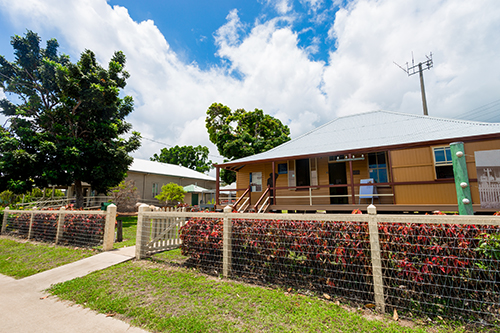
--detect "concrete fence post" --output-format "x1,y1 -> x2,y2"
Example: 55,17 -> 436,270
136,204 -> 151,259
55,207 -> 66,244
28,208 -> 36,240
103,204 -> 117,251
367,204 -> 385,313
1,207 -> 9,234
223,205 -> 233,278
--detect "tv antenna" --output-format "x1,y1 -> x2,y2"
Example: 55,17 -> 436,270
394,52 -> 433,116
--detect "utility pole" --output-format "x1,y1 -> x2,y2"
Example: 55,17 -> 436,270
395,52 -> 433,116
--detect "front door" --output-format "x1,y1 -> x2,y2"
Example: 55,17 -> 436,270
192,193 -> 199,206
329,162 -> 348,204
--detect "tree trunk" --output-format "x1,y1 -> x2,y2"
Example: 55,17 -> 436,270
75,179 -> 84,209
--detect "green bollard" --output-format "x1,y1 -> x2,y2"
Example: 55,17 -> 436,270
450,142 -> 473,215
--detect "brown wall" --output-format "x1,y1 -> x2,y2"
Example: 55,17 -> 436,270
390,139 -> 500,205
236,155 -> 391,206
233,138 -> 500,208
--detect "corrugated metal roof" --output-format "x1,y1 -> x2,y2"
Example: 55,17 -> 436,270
129,158 -> 216,182
224,110 -> 500,165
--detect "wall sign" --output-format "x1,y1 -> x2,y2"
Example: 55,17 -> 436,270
475,149 -> 500,209
250,172 -> 262,192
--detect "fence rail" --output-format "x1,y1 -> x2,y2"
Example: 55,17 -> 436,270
135,205 -> 500,327
15,195 -> 112,209
1,205 -> 117,250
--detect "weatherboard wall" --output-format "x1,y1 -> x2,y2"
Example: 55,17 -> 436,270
232,138 -> 500,211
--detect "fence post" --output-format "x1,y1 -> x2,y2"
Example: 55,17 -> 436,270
55,207 -> 66,244
450,142 -> 473,215
223,205 -> 232,278
1,207 -> 9,234
103,204 -> 117,251
136,204 -> 151,259
28,208 -> 36,240
367,204 -> 385,313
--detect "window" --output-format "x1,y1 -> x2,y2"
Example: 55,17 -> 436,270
152,183 -> 159,197
278,163 -> 288,174
368,152 -> 388,183
288,158 -> 318,188
433,146 -> 454,179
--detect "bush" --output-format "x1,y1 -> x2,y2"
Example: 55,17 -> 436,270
179,211 -> 500,323
109,180 -> 140,212
5,208 -> 106,247
180,211 -> 373,302
155,183 -> 186,206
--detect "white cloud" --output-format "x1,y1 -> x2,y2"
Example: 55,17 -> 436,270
260,0 -> 293,15
323,0 -> 500,119
301,0 -> 324,13
0,0 -> 499,163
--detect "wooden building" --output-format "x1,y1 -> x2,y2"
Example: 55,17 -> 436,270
214,111 -> 500,213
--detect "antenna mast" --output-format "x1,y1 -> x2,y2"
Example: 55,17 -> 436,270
394,52 -> 433,116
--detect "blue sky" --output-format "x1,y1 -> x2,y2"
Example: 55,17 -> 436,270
1,0 -> 500,166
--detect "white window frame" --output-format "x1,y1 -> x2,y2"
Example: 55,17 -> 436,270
432,146 -> 454,179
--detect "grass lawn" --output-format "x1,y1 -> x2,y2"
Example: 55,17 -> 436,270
48,254 -> 465,333
0,237 -> 96,278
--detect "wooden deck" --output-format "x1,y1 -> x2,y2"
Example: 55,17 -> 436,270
217,203 -> 497,214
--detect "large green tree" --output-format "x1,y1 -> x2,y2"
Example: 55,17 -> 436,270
0,31 -> 141,207
151,145 -> 212,174
206,103 -> 291,184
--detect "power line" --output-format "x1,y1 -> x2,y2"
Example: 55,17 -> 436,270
454,98 -> 500,121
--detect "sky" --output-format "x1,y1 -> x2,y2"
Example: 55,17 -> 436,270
1,0 -> 500,170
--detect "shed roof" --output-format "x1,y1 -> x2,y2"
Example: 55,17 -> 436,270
221,110 -> 500,166
129,158 -> 216,182
183,184 -> 213,193
475,149 -> 500,167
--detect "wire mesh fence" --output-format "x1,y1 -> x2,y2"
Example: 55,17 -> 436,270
1,207 -> 114,249
136,207 -> 500,328
379,220 -> 500,325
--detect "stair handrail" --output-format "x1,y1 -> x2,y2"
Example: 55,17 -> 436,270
253,186 -> 270,212
232,185 -> 251,210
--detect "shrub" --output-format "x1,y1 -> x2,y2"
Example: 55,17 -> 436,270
179,211 -> 500,322
109,180 -> 140,212
155,183 -> 186,205
4,208 -> 105,247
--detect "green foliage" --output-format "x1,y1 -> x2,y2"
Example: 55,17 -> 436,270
0,190 -> 17,206
151,145 -> 212,174
476,233 -> 500,260
0,31 -> 141,207
155,183 -> 186,205
206,103 -> 290,184
0,188 -> 64,207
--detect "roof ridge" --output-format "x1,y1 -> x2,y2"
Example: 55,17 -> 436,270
378,110 -> 500,125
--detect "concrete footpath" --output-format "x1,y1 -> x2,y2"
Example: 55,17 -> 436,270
0,246 -> 149,333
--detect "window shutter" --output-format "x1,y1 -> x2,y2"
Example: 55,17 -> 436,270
310,158 -> 318,187
288,160 -> 296,189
